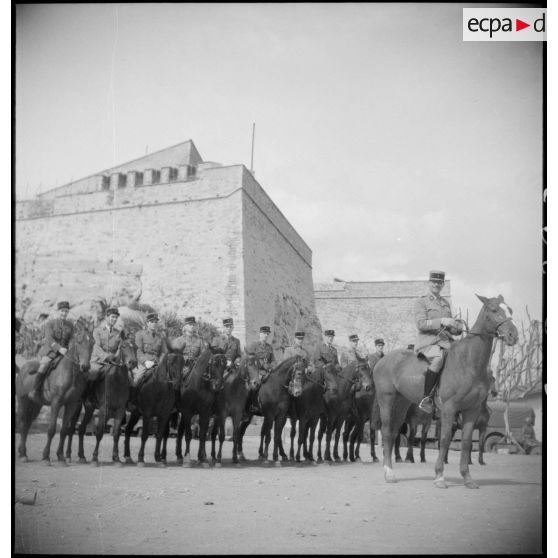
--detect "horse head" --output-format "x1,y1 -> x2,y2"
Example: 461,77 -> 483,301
166,353 -> 185,388
203,353 -> 227,392
118,337 -> 138,371
354,359 -> 373,392
321,362 -> 339,395
474,294 -> 519,346
240,355 -> 262,391
69,318 -> 95,373
287,357 -> 306,397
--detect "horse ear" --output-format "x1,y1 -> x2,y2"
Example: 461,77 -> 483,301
497,294 -> 504,302
476,294 -> 488,305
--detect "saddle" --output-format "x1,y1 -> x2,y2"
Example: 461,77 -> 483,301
29,354 -> 63,377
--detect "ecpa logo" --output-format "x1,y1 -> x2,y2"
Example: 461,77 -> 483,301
463,8 -> 546,41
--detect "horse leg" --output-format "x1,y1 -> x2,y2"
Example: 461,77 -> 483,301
394,431 -> 402,463
434,406 -> 458,488
91,406 -> 107,465
77,403 -> 93,463
370,426 -> 379,462
137,413 -> 150,466
273,415 -> 288,465
296,417 -> 305,462
333,419 -> 342,461
161,421 -> 169,463
42,398 -> 63,464
175,413 -> 185,465
342,419 -> 351,461
459,408 -> 481,489
324,417 -> 335,462
289,418 -> 297,461
478,423 -> 487,466
213,413 -> 226,467
260,416 -> 272,463
17,396 -> 42,462
112,409 -> 126,464
317,416 -> 326,462
380,394 -> 410,483
123,411 -> 140,464
154,415 -> 168,467
352,419 -> 364,462
64,402 -> 82,462
183,413 -> 194,467
420,421 -> 430,463
308,420 -> 317,461
405,423 -> 416,463
197,412 -> 210,467
237,414 -> 251,462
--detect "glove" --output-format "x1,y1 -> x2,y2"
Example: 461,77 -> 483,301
59,347 -> 68,355
145,360 -> 155,369
226,359 -> 232,368
440,317 -> 455,327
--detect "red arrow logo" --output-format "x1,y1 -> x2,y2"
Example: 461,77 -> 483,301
516,18 -> 530,31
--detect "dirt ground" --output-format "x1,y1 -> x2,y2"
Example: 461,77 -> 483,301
14,432 -> 543,555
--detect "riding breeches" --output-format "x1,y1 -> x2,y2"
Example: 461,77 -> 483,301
38,355 -> 53,374
418,345 -> 447,373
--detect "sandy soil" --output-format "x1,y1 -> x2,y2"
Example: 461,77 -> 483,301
14,432 -> 543,555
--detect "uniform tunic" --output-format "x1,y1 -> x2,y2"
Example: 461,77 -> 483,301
38,318 -> 74,358
90,322 -> 124,373
313,342 -> 339,366
168,333 -> 207,362
135,329 -> 167,374
210,334 -> 242,363
283,344 -> 310,365
340,346 -> 367,366
245,341 -> 276,369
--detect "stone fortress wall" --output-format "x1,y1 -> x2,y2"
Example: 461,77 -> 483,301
15,141 -> 321,349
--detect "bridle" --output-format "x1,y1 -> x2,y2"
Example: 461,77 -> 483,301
202,354 -> 226,390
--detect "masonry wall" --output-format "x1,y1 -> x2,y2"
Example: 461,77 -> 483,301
241,168 -> 321,353
314,280 -> 452,353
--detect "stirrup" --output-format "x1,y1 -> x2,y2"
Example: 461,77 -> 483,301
418,397 -> 433,414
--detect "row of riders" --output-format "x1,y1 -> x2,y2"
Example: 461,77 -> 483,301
16,270 -> 519,488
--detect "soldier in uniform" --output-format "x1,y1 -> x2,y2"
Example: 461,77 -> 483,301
168,316 -> 208,379
210,318 -> 242,376
283,331 -> 310,366
313,329 -> 339,367
341,334 -> 367,366
132,312 -> 167,388
89,307 -> 125,380
29,301 -> 74,403
368,338 -> 385,369
414,270 -> 463,413
245,326 -> 276,371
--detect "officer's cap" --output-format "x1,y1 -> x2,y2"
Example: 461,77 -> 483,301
374,338 -> 385,346
146,312 -> 159,322
324,330 -> 335,337
184,316 -> 196,325
57,301 -> 70,310
294,331 -> 305,339
429,270 -> 445,282
106,307 -> 120,317
223,318 -> 234,327
349,334 -> 359,342
260,326 -> 271,334
407,344 -> 415,350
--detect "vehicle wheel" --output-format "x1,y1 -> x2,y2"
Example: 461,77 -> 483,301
483,433 -> 505,453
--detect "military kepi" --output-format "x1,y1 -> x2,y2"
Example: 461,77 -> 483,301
223,318 -> 234,326
429,270 -> 445,282
184,316 -> 196,324
106,307 -> 120,317
324,330 -> 335,337
294,331 -> 305,339
375,338 -> 385,345
260,326 -> 271,333
57,301 -> 70,310
146,312 -> 159,322
349,334 -> 359,342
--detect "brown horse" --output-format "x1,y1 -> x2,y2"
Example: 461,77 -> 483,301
316,360 -> 362,462
210,355 -> 262,465
394,404 -> 433,463
289,362 -> 339,464
176,349 -> 227,467
16,319 -> 94,464
342,359 -> 379,462
123,352 -> 185,466
374,294 -> 518,488
65,337 -> 137,465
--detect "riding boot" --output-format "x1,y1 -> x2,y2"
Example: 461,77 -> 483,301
418,370 -> 439,414
28,361 -> 50,403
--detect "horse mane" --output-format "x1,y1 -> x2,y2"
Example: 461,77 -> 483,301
273,356 -> 300,375
190,348 -> 213,375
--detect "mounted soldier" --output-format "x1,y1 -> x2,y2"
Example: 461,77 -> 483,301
340,334 -> 367,366
169,316 -> 208,383
210,317 -> 242,378
414,270 -> 463,413
314,329 -> 339,368
131,312 -> 167,397
29,301 -> 74,403
245,326 -> 276,372
283,331 -> 310,367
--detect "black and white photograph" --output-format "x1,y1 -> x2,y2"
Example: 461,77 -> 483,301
12,3 -> 546,555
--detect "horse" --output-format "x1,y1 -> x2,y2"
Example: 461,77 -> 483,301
237,356 -> 306,465
373,294 -> 518,488
65,337 -> 137,465
288,362 -> 339,464
123,352 -> 185,466
394,404 -> 433,463
341,359 -> 379,462
209,355 -> 262,465
316,360 -> 362,462
16,318 -> 94,464
176,349 -> 227,467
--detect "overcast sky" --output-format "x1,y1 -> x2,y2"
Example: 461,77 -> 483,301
15,3 -> 543,325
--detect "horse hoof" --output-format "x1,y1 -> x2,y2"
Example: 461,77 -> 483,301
355,458 -> 362,463
125,457 -> 135,465
395,458 -> 402,463
176,458 -> 183,466
372,457 -> 379,463
275,461 -> 282,468
263,460 -> 271,466
42,459 -> 51,467
235,463 -> 243,469
214,462 -> 222,468
201,462 -> 210,469
19,456 -> 29,463
238,454 -> 247,462
405,459 -> 414,464
115,461 -> 124,468
465,480 -> 479,489
316,458 -> 323,464
434,478 -> 448,489
311,460 -> 318,467
78,457 -> 87,464
137,461 -> 146,468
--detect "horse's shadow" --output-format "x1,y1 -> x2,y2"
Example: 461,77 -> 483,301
396,476 -> 541,487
